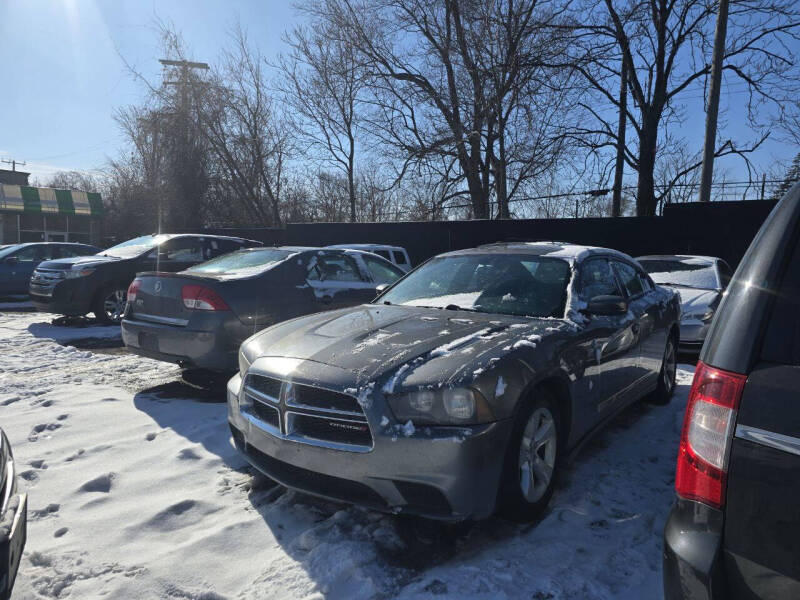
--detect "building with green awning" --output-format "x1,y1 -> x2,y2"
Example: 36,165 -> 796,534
0,179 -> 103,245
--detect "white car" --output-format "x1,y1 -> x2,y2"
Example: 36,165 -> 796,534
636,254 -> 733,352
326,244 -> 411,272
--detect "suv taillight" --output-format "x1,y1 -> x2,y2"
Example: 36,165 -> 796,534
127,279 -> 141,303
675,361 -> 747,508
181,285 -> 230,311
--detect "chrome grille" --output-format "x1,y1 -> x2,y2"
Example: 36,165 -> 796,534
241,374 -> 372,452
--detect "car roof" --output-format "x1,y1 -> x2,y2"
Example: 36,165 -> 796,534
636,254 -> 719,264
445,241 -> 635,263
326,243 -> 406,252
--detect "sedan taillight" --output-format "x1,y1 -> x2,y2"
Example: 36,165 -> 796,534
675,361 -> 747,508
181,285 -> 230,311
127,279 -> 141,303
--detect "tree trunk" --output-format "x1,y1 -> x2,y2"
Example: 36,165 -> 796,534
636,119 -> 659,216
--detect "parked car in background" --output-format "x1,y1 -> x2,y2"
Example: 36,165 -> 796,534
664,184 -> 800,599
637,255 -> 733,352
122,247 -> 405,374
29,234 -> 260,324
0,428 -> 27,600
0,242 -> 99,296
326,244 -> 412,272
228,242 -> 680,522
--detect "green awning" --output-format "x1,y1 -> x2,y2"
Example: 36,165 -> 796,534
0,184 -> 103,216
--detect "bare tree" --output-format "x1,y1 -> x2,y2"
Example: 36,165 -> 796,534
201,28 -> 292,227
568,0 -> 799,215
279,15 -> 369,222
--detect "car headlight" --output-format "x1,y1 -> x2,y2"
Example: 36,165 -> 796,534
387,387 -> 493,425
63,268 -> 95,279
683,309 -> 714,322
238,350 -> 251,377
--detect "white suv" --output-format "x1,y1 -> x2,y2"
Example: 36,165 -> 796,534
326,244 -> 412,272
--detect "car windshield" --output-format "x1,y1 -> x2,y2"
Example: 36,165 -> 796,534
378,254 -> 571,318
639,258 -> 719,289
0,244 -> 22,259
187,248 -> 293,274
99,234 -> 173,258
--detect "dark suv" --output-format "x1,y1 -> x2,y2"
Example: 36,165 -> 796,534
29,233 -> 260,323
664,184 -> 800,599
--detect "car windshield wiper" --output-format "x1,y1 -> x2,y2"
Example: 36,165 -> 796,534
657,281 -> 710,290
444,304 -> 481,312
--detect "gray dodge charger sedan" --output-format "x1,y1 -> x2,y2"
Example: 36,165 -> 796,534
228,242 -> 680,522
121,247 -> 405,373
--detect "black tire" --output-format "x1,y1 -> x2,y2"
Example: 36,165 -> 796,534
92,285 -> 128,324
649,332 -> 678,405
498,388 -> 561,523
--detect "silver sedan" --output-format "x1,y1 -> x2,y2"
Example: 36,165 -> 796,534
637,255 -> 733,352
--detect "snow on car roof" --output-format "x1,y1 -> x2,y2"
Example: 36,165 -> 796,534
456,241 -> 635,263
636,254 -> 718,265
326,243 -> 406,252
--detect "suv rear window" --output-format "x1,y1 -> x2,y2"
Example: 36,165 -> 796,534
762,238 -> 800,364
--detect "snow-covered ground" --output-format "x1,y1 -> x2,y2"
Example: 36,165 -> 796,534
2,309 -> 693,600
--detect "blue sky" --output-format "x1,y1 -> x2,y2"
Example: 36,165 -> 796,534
0,0 -> 796,188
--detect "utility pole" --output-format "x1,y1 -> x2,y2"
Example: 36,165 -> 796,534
612,57 -> 628,217
0,158 -> 26,172
159,59 -> 209,229
698,0 -> 730,203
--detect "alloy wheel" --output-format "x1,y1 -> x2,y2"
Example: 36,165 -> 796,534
518,406 -> 557,503
103,289 -> 127,323
663,338 -> 677,395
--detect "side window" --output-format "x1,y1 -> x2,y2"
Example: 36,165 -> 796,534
392,250 -> 409,266
160,238 -> 205,263
57,245 -> 85,258
375,250 -> 392,261
362,254 -> 403,284
762,242 -> 800,364
307,253 -> 365,283
611,261 -> 645,297
637,272 -> 653,292
206,238 -> 242,260
578,259 -> 620,301
14,246 -> 46,262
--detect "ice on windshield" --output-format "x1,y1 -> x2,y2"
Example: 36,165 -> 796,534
378,254 -> 571,318
187,248 -> 293,275
639,258 -> 718,289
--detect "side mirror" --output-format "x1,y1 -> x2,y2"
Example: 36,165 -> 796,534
374,283 -> 389,298
584,295 -> 628,316
4,256 -> 17,265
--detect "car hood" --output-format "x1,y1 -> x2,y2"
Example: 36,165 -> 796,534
243,304 -> 565,387
661,286 -> 720,314
36,254 -> 123,271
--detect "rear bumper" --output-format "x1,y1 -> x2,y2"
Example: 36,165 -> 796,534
663,497 -> 728,600
29,278 -> 93,316
0,493 -> 27,600
227,373 -> 514,521
121,316 -> 238,371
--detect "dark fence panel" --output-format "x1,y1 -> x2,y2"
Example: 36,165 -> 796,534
192,200 -> 778,269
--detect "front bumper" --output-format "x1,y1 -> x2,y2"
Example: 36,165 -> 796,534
227,371 -> 514,521
29,277 -> 93,316
121,315 -> 239,371
663,497 -> 728,600
0,493 -> 27,600
678,319 -> 711,352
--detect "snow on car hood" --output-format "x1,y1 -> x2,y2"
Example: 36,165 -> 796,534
242,304 -> 565,387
